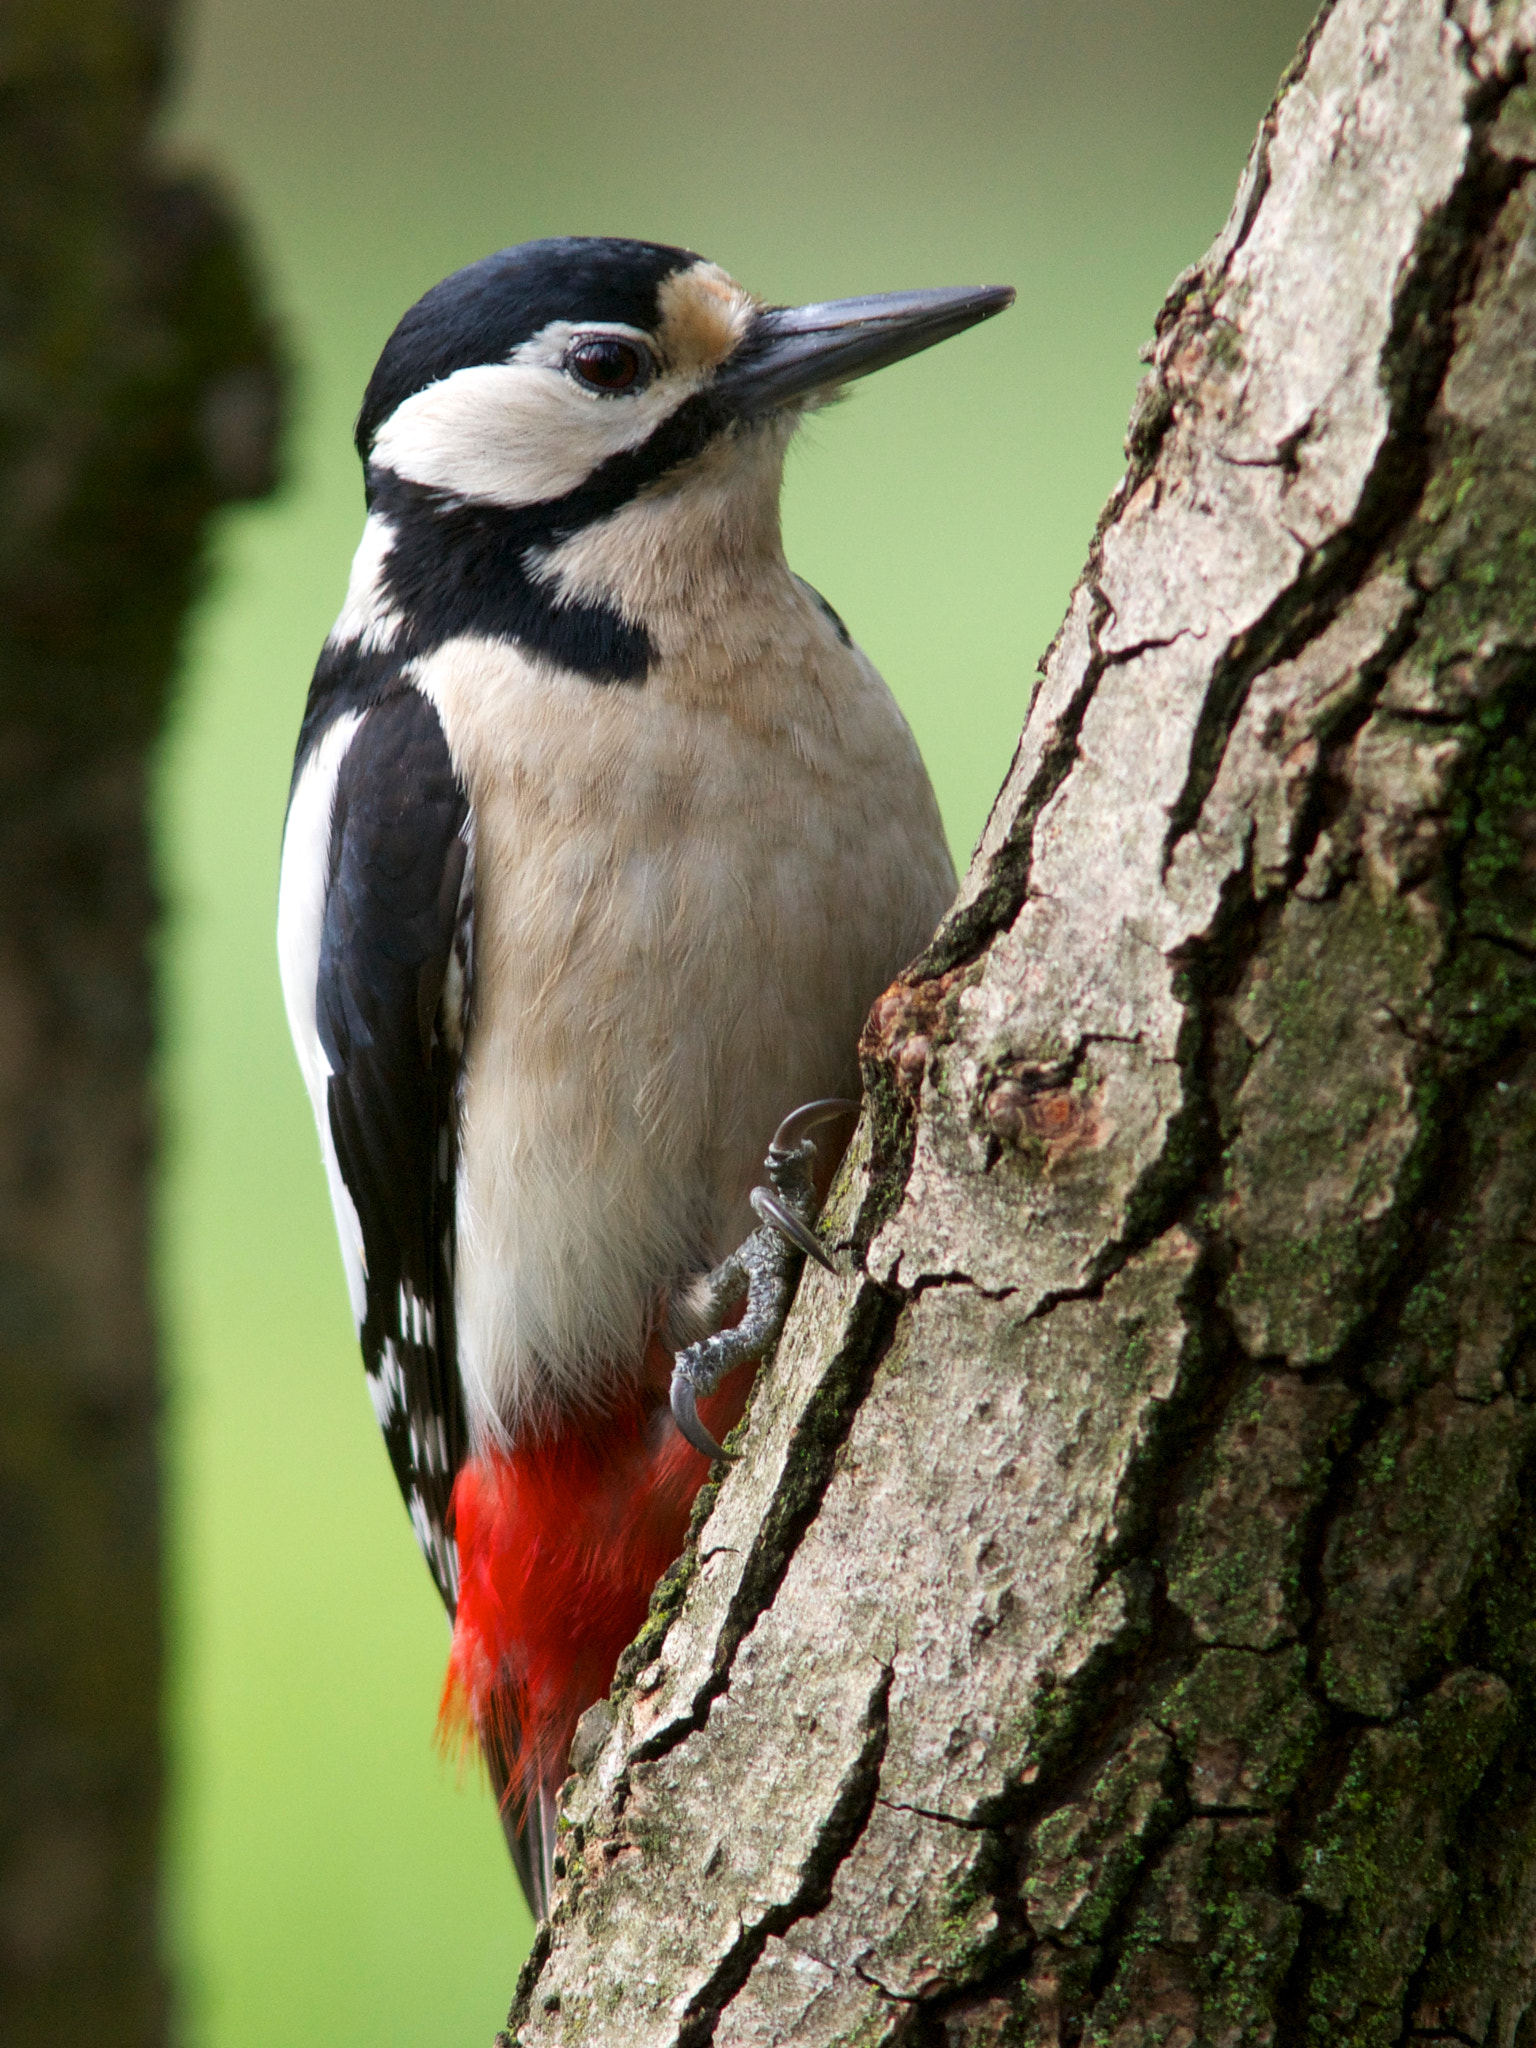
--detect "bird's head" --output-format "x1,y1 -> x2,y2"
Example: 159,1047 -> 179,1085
348,238 -> 1013,680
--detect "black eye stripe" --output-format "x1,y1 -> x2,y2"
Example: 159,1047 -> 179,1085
566,338 -> 648,393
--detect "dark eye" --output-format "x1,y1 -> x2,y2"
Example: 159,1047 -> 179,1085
566,337 -> 649,394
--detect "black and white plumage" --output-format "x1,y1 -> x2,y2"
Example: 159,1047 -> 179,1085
276,238 -> 1011,1901
281,673 -> 470,1606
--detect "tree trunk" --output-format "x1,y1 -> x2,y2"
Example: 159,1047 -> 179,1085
504,2 -> 1536,2042
0,7 -> 279,2042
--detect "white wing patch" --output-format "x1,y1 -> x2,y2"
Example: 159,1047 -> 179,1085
367,1339 -> 408,1427
277,711 -> 368,1328
409,1488 -> 459,1603
409,1411 -> 452,1477
397,1280 -> 436,1348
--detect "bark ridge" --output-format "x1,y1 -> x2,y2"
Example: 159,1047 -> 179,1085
506,4 -> 1536,2041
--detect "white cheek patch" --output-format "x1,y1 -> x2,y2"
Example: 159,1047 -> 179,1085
369,321 -> 705,510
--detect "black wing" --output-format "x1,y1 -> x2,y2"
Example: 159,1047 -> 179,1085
314,683 -> 472,1613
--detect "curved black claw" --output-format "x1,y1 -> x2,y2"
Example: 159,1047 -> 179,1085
755,1096 -> 856,1266
667,1096 -> 860,1460
751,1184 -> 835,1270
670,1373 -> 732,1463
768,1097 -> 859,1159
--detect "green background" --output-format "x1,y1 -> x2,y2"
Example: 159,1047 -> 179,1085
156,3 -> 1316,2041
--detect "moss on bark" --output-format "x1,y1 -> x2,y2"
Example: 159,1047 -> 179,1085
507,7 -> 1536,2044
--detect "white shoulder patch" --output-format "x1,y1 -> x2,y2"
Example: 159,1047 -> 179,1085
277,711 -> 368,1328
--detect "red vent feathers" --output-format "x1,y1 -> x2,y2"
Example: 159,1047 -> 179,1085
439,1347 -> 754,1804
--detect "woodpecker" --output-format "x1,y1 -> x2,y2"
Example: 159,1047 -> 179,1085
276,236 -> 1013,1917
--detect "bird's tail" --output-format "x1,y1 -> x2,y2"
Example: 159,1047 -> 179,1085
437,1344 -> 754,1917
480,1721 -> 559,1920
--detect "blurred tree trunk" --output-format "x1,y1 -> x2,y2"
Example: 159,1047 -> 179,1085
507,2 -> 1536,2042
0,6 -> 278,2043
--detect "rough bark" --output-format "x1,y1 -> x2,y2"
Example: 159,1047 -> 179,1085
504,3 -> 1536,2043
0,7 -> 279,2042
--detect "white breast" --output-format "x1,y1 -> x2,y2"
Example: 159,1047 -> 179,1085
414,579 -> 955,1447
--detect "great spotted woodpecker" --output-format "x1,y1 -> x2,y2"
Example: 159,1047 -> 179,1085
276,237 -> 1012,1916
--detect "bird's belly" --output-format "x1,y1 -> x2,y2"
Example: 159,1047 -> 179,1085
417,629 -> 954,1446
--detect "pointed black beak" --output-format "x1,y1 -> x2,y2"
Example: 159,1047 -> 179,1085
716,284 -> 1015,416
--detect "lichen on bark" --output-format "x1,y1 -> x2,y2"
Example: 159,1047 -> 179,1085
504,3 -> 1536,2042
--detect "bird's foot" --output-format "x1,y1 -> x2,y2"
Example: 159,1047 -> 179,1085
668,1099 -> 856,1461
